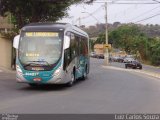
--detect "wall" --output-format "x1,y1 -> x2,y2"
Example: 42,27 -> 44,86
94,48 -> 104,55
94,44 -> 104,55
0,36 -> 12,69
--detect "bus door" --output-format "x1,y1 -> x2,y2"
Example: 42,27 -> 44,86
74,36 -> 81,78
78,37 -> 86,76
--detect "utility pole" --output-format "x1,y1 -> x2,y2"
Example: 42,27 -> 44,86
104,2 -> 109,65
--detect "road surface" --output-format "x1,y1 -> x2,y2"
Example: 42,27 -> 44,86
0,58 -> 160,113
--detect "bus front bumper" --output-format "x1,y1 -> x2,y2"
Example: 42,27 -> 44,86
16,73 -> 68,84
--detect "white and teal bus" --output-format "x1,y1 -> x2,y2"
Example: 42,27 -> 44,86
13,23 -> 89,86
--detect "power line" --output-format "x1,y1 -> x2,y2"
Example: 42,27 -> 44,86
113,2 -> 158,4
74,0 -> 160,25
80,4 -> 104,20
135,12 -> 160,23
96,0 -> 160,24
152,0 -> 160,3
80,0 -> 152,21
94,2 -> 158,4
114,5 -> 137,18
128,5 -> 160,22
96,0 -> 155,1
73,2 -> 107,25
96,0 -> 158,2
94,0 -> 159,4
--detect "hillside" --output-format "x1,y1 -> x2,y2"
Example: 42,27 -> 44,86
82,22 -> 160,38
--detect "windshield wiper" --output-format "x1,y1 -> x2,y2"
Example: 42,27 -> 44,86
24,61 -> 52,67
24,62 -> 40,67
37,60 -> 52,67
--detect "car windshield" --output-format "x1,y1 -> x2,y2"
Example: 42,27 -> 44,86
132,61 -> 137,63
132,60 -> 139,63
18,32 -> 63,66
126,58 -> 134,60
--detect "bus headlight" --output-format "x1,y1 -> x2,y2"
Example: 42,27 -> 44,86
16,65 -> 23,76
53,67 -> 61,77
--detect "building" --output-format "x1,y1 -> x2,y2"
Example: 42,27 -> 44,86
0,16 -> 14,69
0,36 -> 13,69
94,44 -> 104,55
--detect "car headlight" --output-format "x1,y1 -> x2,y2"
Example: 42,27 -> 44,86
53,67 -> 61,77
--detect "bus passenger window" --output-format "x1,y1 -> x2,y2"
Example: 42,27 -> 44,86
75,36 -> 80,56
64,48 -> 71,70
70,33 -> 76,59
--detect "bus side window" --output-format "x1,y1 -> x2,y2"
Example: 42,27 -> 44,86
80,37 -> 86,56
84,37 -> 88,56
75,35 -> 80,56
64,48 -> 71,70
64,32 -> 71,70
79,38 -> 83,55
70,33 -> 76,59
82,37 -> 88,56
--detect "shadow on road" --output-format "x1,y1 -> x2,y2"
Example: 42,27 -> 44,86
18,79 -> 85,92
21,84 -> 68,91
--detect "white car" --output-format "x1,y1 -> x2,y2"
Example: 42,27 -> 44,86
90,52 -> 96,58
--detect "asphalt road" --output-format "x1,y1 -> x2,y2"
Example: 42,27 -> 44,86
0,58 -> 160,113
109,61 -> 160,74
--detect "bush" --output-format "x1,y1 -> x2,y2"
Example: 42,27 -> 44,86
0,28 -> 18,40
149,41 -> 160,65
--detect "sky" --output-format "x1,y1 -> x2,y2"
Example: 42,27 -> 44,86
58,0 -> 160,27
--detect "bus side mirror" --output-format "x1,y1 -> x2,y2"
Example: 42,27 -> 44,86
13,35 -> 20,49
64,36 -> 70,49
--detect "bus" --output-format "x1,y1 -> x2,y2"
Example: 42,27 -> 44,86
13,23 -> 90,86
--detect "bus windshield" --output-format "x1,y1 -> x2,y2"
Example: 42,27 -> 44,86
18,32 -> 63,67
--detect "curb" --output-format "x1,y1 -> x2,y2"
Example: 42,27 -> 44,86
143,64 -> 160,69
102,65 -> 160,79
0,67 -> 15,74
133,70 -> 160,79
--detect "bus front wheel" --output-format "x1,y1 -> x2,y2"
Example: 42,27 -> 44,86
66,69 -> 76,87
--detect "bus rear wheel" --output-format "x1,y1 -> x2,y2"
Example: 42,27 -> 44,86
82,65 -> 88,80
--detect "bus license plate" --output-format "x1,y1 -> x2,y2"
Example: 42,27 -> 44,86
33,78 -> 41,82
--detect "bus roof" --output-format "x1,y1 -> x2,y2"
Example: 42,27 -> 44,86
21,22 -> 88,38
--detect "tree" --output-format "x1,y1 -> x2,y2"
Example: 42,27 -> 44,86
0,0 -> 94,29
95,33 -> 113,44
148,38 -> 160,65
109,24 -> 149,60
95,33 -> 105,44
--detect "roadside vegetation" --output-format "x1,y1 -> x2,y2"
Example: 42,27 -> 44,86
0,0 -> 94,38
90,24 -> 160,66
0,0 -> 94,28
0,0 -> 159,66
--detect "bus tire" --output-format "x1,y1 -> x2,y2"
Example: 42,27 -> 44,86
66,68 -> 76,87
82,65 -> 88,80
